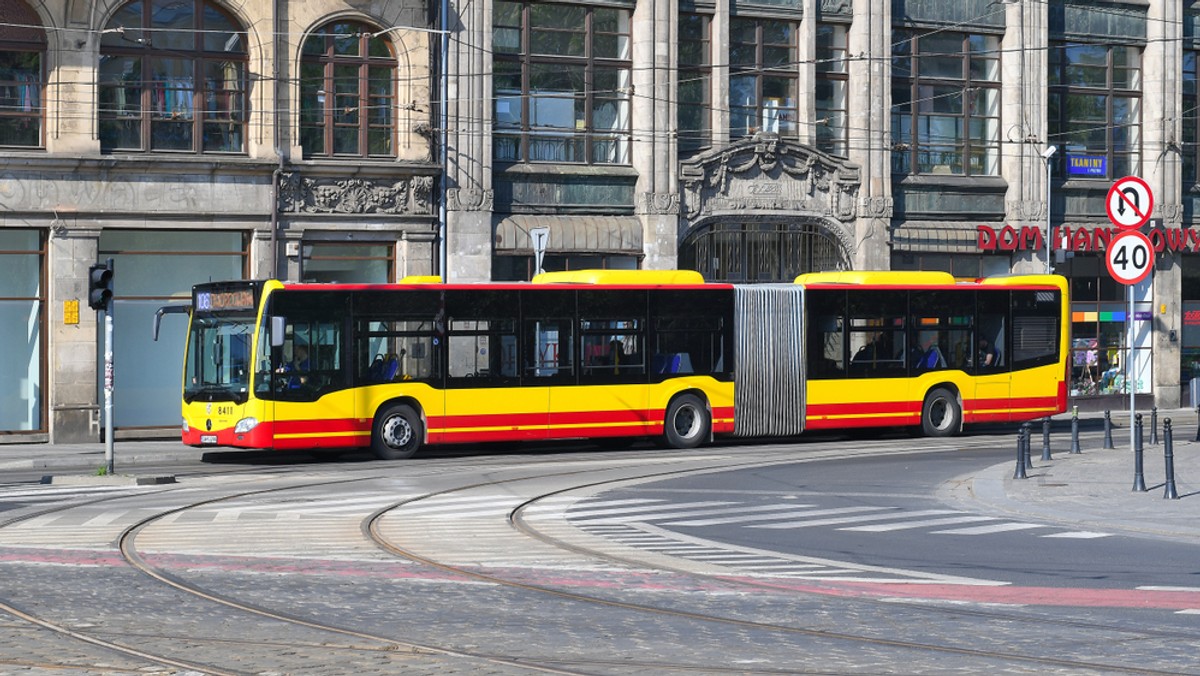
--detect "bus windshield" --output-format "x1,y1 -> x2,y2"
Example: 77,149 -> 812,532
184,313 -> 255,404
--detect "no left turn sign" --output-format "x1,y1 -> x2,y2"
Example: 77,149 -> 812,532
1105,176 -> 1154,230
1106,230 -> 1153,286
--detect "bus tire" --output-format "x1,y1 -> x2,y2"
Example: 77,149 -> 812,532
372,404 -> 422,460
663,394 -> 710,449
921,387 -> 961,437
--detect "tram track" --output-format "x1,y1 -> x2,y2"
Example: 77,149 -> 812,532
362,444 -> 1199,675
0,433 -> 1193,674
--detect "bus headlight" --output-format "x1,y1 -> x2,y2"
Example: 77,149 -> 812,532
234,417 -> 259,434
182,418 -> 190,433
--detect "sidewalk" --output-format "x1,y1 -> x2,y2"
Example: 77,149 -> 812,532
948,407 -> 1200,542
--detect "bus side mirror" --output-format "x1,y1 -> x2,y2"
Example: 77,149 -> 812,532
270,316 -> 287,348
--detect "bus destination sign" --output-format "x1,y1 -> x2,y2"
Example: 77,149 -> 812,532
196,289 -> 255,312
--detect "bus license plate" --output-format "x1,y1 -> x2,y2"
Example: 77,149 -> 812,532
201,435 -> 217,445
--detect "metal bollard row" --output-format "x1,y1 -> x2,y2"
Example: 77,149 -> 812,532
1150,406 -> 1159,446
1103,410 -> 1115,449
1070,408 -> 1082,454
1164,418 -> 1179,500
1132,413 -> 1146,492
1014,424 -> 1027,480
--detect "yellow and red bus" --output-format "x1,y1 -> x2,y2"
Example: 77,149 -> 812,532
165,269 -> 1067,459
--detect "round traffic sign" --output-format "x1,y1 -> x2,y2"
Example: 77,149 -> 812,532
1105,230 -> 1154,285
1105,176 -> 1154,230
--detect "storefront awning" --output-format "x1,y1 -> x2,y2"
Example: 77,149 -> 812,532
494,215 -> 643,253
890,221 -> 984,254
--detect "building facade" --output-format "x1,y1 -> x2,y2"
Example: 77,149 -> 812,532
1,0 -> 438,443
444,0 -> 1200,414
4,0 -> 1199,446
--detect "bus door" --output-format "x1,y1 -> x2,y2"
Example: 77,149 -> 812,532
271,318 -> 356,450
443,316 -> 542,443
972,296 -> 1010,421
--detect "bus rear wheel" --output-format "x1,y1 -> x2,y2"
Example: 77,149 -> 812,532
372,404 -> 422,460
921,387 -> 961,437
663,394 -> 710,449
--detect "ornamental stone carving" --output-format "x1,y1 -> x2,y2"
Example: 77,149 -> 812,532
639,191 -> 680,215
278,172 -> 434,215
1005,199 -> 1047,224
679,133 -> 861,223
1160,202 -> 1184,226
857,196 -> 893,220
447,187 -> 495,212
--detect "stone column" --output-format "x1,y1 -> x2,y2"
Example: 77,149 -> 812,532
48,227 -> 101,443
847,0 -> 890,271
445,0 -> 494,282
710,0 -> 730,150
1145,1 -> 1184,408
1001,0 -> 1051,275
796,0 -> 817,148
633,0 -> 679,270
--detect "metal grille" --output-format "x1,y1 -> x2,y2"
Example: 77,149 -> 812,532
681,222 -> 847,282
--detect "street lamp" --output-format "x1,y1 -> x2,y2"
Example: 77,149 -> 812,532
1041,145 -> 1057,273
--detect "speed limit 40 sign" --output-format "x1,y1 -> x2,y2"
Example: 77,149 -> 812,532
1106,230 -> 1153,285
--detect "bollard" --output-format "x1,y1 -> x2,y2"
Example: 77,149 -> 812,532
1070,407 -> 1081,454
1133,413 -> 1146,492
1150,406 -> 1159,445
1164,419 -> 1179,500
1022,422 -> 1034,470
1041,417 -> 1052,461
1103,410 -> 1115,449
1014,427 -> 1028,479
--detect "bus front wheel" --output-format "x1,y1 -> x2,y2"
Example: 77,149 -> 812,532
664,394 -> 710,449
372,404 -> 422,460
921,387 -> 961,437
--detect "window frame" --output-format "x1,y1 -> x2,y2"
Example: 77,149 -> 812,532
891,29 -> 1002,177
300,21 -> 399,159
815,21 -> 849,157
1047,41 -> 1143,181
98,0 -> 248,154
730,17 -> 799,140
678,11 -> 712,155
493,1 -> 633,165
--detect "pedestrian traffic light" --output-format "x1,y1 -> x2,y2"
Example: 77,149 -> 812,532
88,260 -> 113,311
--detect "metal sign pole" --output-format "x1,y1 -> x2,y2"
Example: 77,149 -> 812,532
1128,284 -> 1134,456
104,258 -> 115,475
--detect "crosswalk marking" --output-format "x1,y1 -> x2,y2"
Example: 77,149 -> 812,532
1040,531 -> 1111,539
664,505 -> 889,527
839,515 -> 996,532
752,508 -> 956,530
566,501 -> 731,519
931,523 -> 1046,535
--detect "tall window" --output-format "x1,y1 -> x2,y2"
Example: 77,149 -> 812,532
892,30 -> 1001,176
1048,42 -> 1142,180
0,0 -> 45,147
679,12 -> 711,155
99,0 -> 247,153
493,2 -> 632,164
1184,48 -> 1197,186
816,22 -> 848,157
300,22 -> 397,158
730,18 -> 798,139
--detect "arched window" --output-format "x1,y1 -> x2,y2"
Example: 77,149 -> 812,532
98,0 -> 247,153
0,0 -> 46,147
300,22 -> 397,158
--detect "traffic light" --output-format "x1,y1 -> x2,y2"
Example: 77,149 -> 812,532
88,260 -> 113,311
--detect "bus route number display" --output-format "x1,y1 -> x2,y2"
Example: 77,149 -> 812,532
196,289 -> 255,312
1105,230 -> 1154,286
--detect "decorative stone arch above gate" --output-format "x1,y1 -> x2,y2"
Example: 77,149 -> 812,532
679,133 -> 861,258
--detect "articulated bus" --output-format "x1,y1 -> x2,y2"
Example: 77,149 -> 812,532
165,269 -> 1068,459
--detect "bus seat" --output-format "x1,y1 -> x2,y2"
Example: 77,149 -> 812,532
367,355 -> 385,381
384,354 -> 400,380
